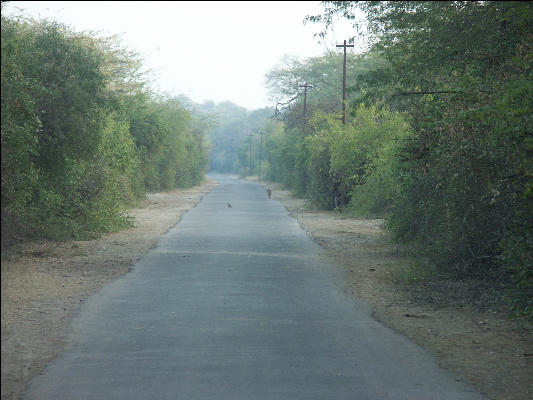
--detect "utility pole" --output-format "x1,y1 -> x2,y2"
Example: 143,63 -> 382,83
336,40 -> 354,125
258,130 -> 263,182
299,82 -> 313,132
248,133 -> 253,176
336,40 -> 354,208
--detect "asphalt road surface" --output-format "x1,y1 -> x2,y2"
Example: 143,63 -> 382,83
23,175 -> 486,400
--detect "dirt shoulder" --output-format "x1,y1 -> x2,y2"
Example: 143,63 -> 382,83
1,180 -> 217,400
264,181 -> 532,400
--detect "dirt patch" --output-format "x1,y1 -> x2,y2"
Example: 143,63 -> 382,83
266,181 -> 532,400
1,180 -> 217,400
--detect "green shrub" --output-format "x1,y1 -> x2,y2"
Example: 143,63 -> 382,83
1,13 -> 210,246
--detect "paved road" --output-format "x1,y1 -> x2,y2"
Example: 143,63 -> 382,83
24,176 -> 485,400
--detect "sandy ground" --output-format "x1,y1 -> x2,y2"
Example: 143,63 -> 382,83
1,176 -> 532,400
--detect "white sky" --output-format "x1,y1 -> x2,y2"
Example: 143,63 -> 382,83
4,1 -> 363,110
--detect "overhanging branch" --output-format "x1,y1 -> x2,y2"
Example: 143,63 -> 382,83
272,92 -> 302,120
391,90 -> 460,97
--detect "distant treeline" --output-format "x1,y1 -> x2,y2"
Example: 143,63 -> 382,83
1,13 -> 210,245
191,100 -> 273,175
249,2 -> 532,317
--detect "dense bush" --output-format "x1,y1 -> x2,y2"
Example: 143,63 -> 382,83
355,1 -> 532,316
1,13 -> 210,246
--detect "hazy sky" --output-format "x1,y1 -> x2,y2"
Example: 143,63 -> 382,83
4,1 -> 362,110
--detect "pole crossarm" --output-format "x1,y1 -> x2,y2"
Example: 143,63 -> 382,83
335,41 -> 355,50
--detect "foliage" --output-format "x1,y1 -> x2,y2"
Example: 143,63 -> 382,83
344,105 -> 411,216
1,12 -> 210,246
299,104 -> 410,211
1,15 -> 42,240
303,1 -> 533,317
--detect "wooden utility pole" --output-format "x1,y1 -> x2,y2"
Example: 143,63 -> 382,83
248,133 -> 253,176
336,40 -> 354,208
299,82 -> 313,132
336,40 -> 354,125
258,130 -> 263,182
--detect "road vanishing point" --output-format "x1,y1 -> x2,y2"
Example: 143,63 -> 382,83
23,175 -> 486,400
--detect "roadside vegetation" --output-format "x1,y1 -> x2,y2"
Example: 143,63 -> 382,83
238,2 -> 532,318
1,11 -> 210,246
